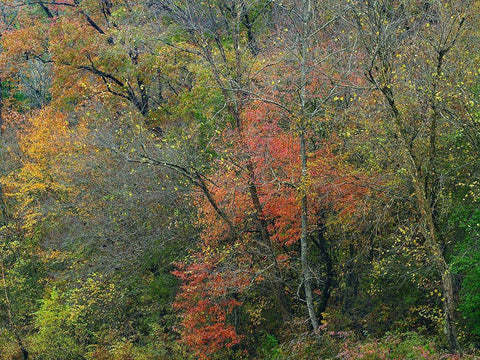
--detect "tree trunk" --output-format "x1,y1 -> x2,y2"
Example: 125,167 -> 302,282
412,171 -> 459,352
298,0 -> 320,337
314,219 -> 334,321
0,81 -> 3,134
380,88 -> 459,352
300,131 -> 319,336
343,241 -> 358,315
246,162 -> 292,319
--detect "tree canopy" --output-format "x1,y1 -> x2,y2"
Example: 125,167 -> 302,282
0,0 -> 479,359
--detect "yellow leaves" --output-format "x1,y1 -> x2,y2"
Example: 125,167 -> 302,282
296,174 -> 312,199
44,249 -> 63,261
3,106 -> 96,233
245,297 -> 267,326
21,109 -> 70,163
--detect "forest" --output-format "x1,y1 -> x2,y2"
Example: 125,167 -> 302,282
0,0 -> 479,359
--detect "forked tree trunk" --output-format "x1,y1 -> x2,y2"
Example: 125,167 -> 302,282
380,88 -> 459,352
358,0 -> 467,348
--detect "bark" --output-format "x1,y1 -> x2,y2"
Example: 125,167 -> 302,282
425,50 -> 445,209
316,243 -> 333,321
361,4 -> 465,342
198,0 -> 292,318
242,10 -> 259,56
38,1 -> 54,18
298,0 -> 320,337
342,241 -> 358,314
159,0 -> 292,320
73,0 -> 106,34
129,48 -> 150,117
0,185 -> 7,225
375,84 -> 460,353
300,131 -> 319,336
246,162 -> 292,319
312,214 -> 334,320
0,81 -> 3,135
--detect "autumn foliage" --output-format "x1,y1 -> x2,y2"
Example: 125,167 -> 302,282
0,0 -> 478,359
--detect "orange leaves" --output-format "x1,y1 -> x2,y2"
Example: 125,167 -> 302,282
240,101 -> 370,245
173,97 -> 372,357
0,20 -> 49,78
308,144 -> 371,218
173,252 -> 249,359
265,191 -> 301,245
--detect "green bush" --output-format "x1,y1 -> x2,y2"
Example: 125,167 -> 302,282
452,208 -> 480,338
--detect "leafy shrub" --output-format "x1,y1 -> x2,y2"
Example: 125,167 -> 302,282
337,332 -> 478,360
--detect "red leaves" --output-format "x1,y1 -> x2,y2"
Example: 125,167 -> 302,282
174,100 -> 371,358
176,296 -> 242,358
173,252 -> 249,359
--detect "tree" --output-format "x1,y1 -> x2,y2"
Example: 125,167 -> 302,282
349,0 -> 476,351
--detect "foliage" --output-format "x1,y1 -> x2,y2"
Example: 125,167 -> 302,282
336,332 -> 479,360
0,0 -> 478,358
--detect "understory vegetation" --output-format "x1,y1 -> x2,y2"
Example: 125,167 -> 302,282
0,0 -> 479,359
